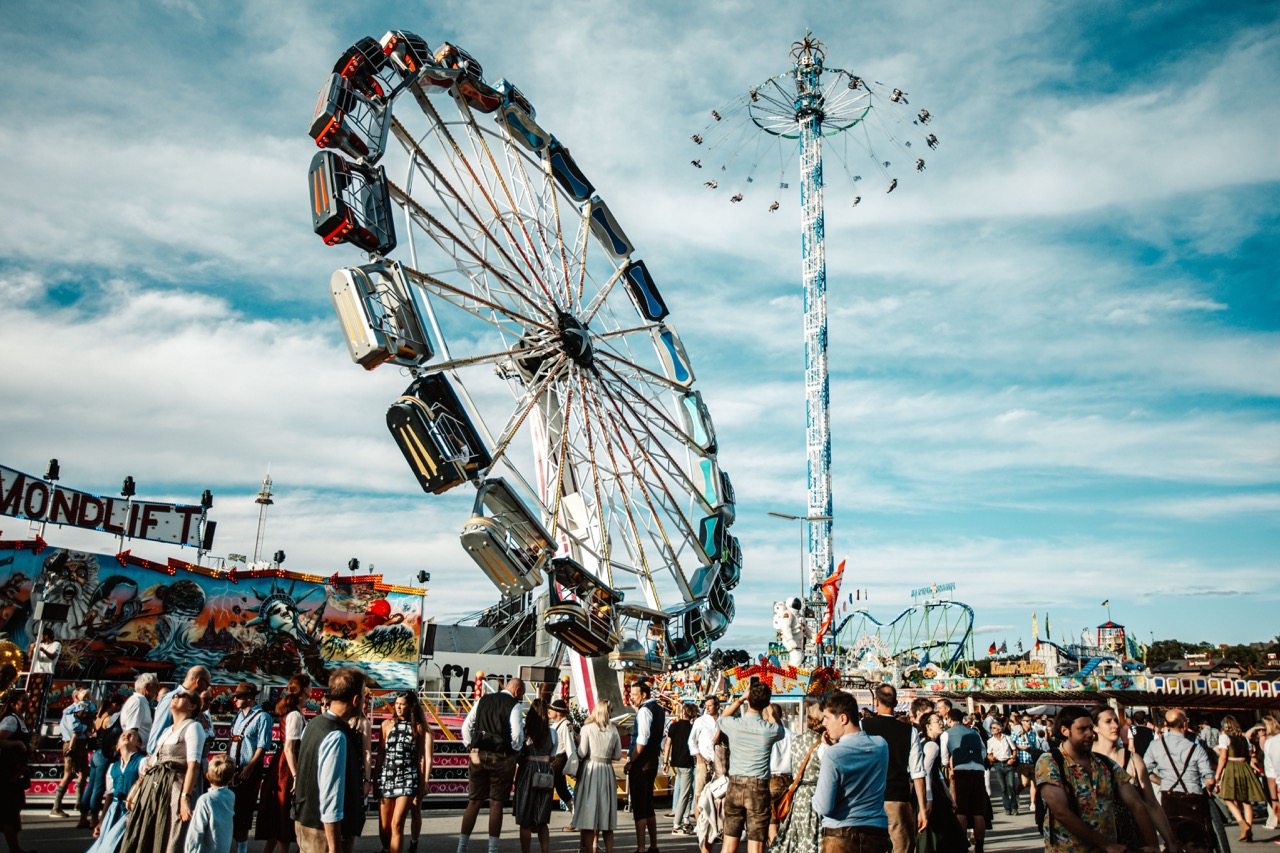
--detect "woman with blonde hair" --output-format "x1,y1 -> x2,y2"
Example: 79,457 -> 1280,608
572,700 -> 621,853
1215,714 -> 1267,842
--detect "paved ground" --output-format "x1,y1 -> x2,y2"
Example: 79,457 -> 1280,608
17,791 -> 1280,852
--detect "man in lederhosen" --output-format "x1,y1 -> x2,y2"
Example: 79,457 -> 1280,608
228,681 -> 273,853
458,677 -> 527,853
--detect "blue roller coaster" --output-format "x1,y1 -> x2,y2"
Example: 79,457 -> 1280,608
834,599 -> 976,675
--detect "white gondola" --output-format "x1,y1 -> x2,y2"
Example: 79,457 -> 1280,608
543,558 -> 622,657
460,479 -> 554,597
653,325 -> 695,387
330,262 -> 432,370
694,456 -> 724,512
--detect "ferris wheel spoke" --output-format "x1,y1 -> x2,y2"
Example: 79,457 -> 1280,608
593,350 -> 689,394
591,377 -> 701,564
401,264 -> 553,333
389,177 -> 557,324
427,341 -> 557,375
484,354 -> 568,474
455,98 -> 568,305
582,378 -> 689,607
576,376 -> 663,607
412,96 -> 560,307
572,368 -> 616,588
391,117 -> 550,305
591,372 -> 711,523
578,265 -> 628,325
593,360 -> 702,453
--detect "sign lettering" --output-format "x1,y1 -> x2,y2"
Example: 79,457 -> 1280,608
0,464 -> 205,547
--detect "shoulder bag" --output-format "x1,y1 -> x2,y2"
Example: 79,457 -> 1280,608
773,736 -> 821,822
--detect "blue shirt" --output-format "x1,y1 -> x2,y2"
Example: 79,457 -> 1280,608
230,707 -> 274,766
718,712 -> 785,779
147,688 -> 190,755
811,731 -> 889,829
184,785 -> 234,853
315,712 -> 348,824
60,702 -> 90,741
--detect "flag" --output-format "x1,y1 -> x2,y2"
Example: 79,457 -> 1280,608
988,642 -> 997,655
1046,613 -> 1051,636
780,182 -> 790,188
1017,640 -> 1024,654
1101,599 -> 1110,607
998,641 -> 1008,654
814,559 -> 846,645
1034,638 -> 1041,650
1032,612 -> 1038,640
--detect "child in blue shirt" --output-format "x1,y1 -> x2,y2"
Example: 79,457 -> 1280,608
185,754 -> 235,853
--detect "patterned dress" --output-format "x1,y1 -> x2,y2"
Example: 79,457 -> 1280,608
769,729 -> 822,853
379,719 -> 421,798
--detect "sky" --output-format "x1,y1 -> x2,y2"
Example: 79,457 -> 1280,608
1,0 -> 1277,657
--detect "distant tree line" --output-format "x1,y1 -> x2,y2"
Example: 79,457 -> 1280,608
1146,635 -> 1280,670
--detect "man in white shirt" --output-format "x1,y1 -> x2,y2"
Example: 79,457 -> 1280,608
121,673 -> 159,752
985,722 -> 1019,815
458,677 -> 526,853
30,628 -> 61,675
688,695 -> 721,817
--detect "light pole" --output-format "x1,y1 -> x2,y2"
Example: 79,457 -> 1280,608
767,511 -> 833,602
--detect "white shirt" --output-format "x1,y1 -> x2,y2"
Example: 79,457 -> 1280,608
156,718 -> 207,764
987,734 -> 1016,763
285,710 -> 306,742
689,713 -> 718,762
770,728 -> 795,776
460,690 -> 524,752
31,640 -> 61,674
121,691 -> 153,749
1263,735 -> 1280,781
553,718 -> 574,756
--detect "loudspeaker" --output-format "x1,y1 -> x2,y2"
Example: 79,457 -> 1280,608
33,601 -> 71,623
201,520 -> 217,550
419,622 -> 437,658
521,665 -> 560,684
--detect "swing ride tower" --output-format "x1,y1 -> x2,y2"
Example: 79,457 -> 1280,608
696,33 -> 936,599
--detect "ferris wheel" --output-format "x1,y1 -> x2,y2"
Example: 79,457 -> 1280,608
305,31 -> 738,675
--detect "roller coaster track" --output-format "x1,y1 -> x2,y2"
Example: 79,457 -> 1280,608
834,600 -> 976,674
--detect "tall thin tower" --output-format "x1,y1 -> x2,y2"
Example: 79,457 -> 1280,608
252,472 -> 274,565
696,33 -> 935,598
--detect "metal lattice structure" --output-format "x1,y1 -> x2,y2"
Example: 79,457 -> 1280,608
693,34 -> 936,598
834,599 -> 976,675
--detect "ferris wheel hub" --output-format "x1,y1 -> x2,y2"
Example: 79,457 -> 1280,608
555,311 -> 595,369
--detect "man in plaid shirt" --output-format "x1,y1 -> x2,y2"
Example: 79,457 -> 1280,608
1010,718 -> 1043,808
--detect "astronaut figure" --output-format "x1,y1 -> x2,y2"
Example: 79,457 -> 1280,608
772,597 -> 808,667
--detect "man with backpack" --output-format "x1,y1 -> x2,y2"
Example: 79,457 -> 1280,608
1036,706 -> 1158,853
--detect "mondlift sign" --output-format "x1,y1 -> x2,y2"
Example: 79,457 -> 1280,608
0,464 -> 205,547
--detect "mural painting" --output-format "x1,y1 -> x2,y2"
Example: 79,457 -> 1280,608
0,543 -> 423,688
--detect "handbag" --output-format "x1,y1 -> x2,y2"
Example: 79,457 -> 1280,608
564,742 -> 581,778
532,760 -> 555,790
773,736 -> 821,822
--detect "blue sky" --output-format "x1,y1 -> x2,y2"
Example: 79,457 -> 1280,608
1,0 -> 1277,654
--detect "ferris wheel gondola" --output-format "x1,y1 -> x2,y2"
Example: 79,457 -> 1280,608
305,29 -> 737,670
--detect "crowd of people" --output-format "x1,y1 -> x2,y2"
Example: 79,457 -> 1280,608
0,669 -> 1277,853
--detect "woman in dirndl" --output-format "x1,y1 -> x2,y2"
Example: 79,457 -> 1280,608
1215,715 -> 1268,843
572,700 -> 622,853
513,698 -> 556,853
121,690 -> 207,853
769,702 -> 824,853
87,727 -> 144,853
915,712 -> 968,853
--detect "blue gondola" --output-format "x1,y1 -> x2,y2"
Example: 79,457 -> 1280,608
653,325 -> 694,386
665,601 -> 710,669
719,470 -> 736,526
698,510 -> 731,564
583,196 -> 633,260
386,373 -> 490,494
693,456 -> 723,511
623,261 -> 669,322
691,564 -> 733,642
678,390 -> 716,454
308,150 -> 396,255
330,262 -> 432,370
543,558 -> 622,657
546,137 -> 594,202
719,534 -> 742,590
460,478 -> 553,597
495,79 -> 550,152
